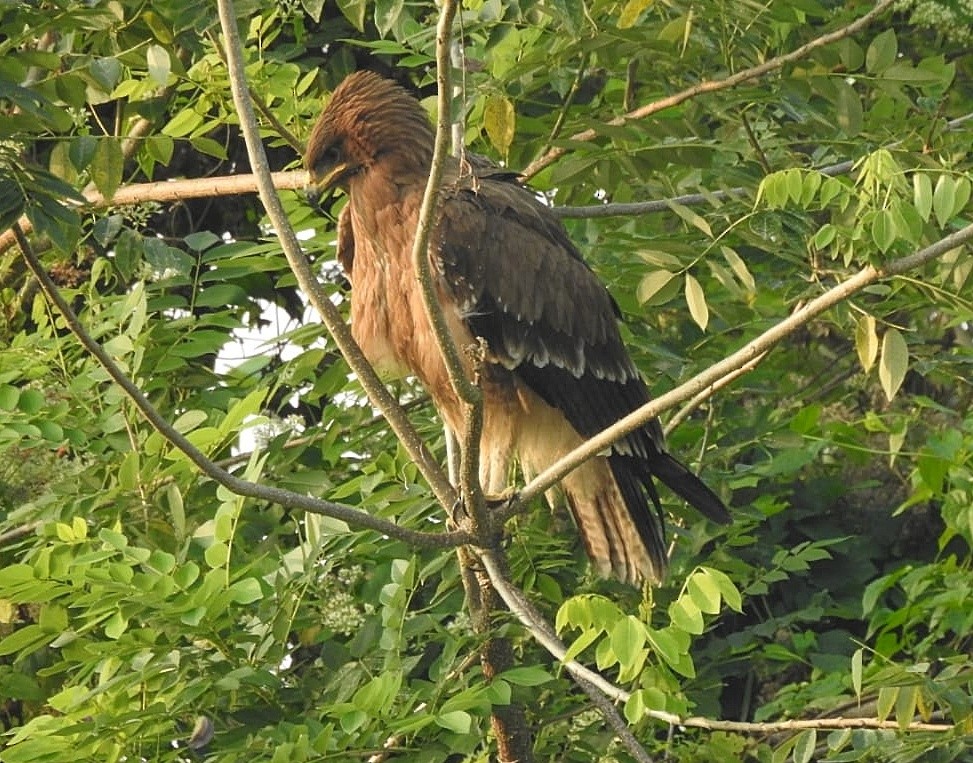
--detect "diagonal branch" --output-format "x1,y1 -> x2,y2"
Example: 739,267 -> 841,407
214,0 -> 458,511
478,546 -> 955,736
12,223 -> 468,549
507,222 -> 973,512
522,0 -> 896,180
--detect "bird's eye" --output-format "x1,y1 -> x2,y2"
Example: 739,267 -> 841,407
317,145 -> 341,169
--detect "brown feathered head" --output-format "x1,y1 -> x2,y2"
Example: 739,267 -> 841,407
304,71 -> 435,199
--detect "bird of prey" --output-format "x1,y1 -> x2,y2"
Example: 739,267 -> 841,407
305,70 -> 730,584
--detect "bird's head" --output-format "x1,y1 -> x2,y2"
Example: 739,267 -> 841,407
304,71 -> 435,206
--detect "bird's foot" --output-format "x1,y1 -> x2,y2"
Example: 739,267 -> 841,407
483,487 -> 518,512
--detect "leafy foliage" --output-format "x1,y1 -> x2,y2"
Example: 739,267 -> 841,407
1,0 -> 972,760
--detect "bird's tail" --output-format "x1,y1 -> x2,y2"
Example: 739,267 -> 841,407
646,452 -> 731,525
561,457 -> 668,585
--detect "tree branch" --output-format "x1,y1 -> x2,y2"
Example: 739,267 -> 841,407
411,0 -> 482,407
479,548 -> 956,736
522,0 -> 896,179
552,110 -> 973,220
214,0 -> 458,512
12,224 -> 467,549
507,222 -> 973,512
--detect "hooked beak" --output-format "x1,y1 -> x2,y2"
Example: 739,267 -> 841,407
305,162 -> 352,209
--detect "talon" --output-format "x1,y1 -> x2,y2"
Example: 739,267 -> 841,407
484,486 -> 518,509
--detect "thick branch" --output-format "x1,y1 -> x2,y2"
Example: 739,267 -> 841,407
511,222 -> 973,511
522,0 -> 896,179
214,0 -> 458,511
12,224 -> 467,549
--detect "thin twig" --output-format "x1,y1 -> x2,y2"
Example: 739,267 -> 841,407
507,222 -> 973,512
214,0 -> 458,511
13,223 -> 466,548
522,0 -> 896,179
552,109 -> 973,219
663,352 -> 767,436
411,0 -> 481,410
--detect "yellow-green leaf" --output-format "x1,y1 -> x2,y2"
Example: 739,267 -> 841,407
855,313 -> 879,372
895,685 -> 918,729
483,95 -> 515,157
877,686 -> 898,721
637,269 -> 675,305
851,648 -> 863,699
146,44 -> 170,86
913,173 -> 933,221
932,174 -> 955,227
721,246 -> 755,292
618,0 -> 652,29
878,328 -> 908,401
684,274 -> 708,331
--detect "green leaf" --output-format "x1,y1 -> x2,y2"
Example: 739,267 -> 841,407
704,567 -> 742,612
721,246 -> 755,292
562,628 -> 600,663
833,80 -> 863,136
646,627 -> 683,667
951,177 -> 971,219
913,173 -> 933,221
204,541 -> 229,568
228,578 -> 263,604
870,208 -> 896,253
668,596 -> 704,635
667,200 -> 713,238
895,685 -> 918,729
623,687 -> 666,723
792,728 -> 817,763
90,137 -> 124,200
16,388 -> 44,414
500,666 -> 554,686
687,570 -> 721,614
684,274 -> 709,331
435,710 -> 472,735
876,686 -> 898,721
163,108 -> 204,138
0,624 -> 50,657
865,29 -> 897,74
610,615 -> 646,668
373,0 -> 403,36
932,174 -> 956,228
878,328 -> 908,401
145,134 -> 174,166
0,385 -> 19,410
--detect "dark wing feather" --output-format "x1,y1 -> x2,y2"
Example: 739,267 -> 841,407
434,169 -> 729,568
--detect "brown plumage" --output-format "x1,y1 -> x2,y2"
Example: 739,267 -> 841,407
305,71 -> 730,584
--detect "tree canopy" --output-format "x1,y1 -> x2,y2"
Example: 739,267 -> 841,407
1,0 -> 971,761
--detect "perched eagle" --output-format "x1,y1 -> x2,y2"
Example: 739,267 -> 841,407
305,71 -> 730,584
